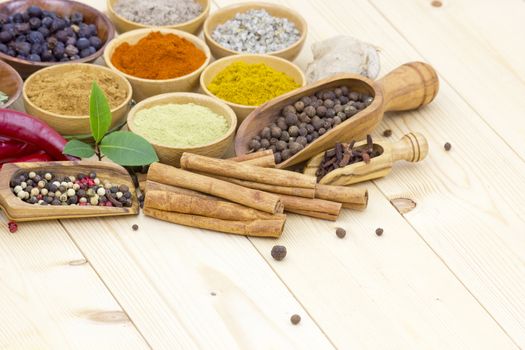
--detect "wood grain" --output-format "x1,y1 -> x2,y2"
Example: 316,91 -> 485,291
0,213 -> 147,349
369,0 -> 525,161
1,0 -> 523,349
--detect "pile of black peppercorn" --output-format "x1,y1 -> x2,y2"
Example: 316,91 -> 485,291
248,86 -> 373,163
0,5 -> 103,62
10,171 -> 133,207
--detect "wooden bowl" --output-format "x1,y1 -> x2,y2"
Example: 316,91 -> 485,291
103,28 -> 211,102
127,92 -> 237,166
203,2 -> 307,61
0,161 -> 139,222
0,60 -> 23,109
200,54 -> 306,123
235,62 -> 439,169
23,63 -> 133,136
0,0 -> 115,79
106,0 -> 210,35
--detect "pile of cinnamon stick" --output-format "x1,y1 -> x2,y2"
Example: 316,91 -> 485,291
144,151 -> 368,238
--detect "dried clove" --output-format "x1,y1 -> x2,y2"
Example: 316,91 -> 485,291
316,135 -> 381,182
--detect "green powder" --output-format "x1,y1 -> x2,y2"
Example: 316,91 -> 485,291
133,103 -> 229,147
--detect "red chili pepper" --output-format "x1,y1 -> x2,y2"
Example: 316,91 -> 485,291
0,136 -> 40,161
0,109 -> 75,161
0,151 -> 53,169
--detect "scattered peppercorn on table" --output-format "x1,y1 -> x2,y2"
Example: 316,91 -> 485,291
1,0 -> 523,349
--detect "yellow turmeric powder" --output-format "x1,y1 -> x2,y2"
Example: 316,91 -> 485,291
207,61 -> 300,106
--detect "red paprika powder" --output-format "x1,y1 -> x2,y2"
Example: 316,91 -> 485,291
111,32 -> 207,80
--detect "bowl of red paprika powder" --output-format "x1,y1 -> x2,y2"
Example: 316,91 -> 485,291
103,28 -> 211,102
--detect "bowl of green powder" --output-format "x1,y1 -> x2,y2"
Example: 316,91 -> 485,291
127,92 -> 237,166
200,54 -> 306,122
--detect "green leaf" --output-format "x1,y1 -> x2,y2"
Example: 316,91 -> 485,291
89,81 -> 112,143
63,139 -> 95,158
100,131 -> 158,166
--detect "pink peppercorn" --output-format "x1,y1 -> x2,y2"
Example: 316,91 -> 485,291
8,221 -> 17,233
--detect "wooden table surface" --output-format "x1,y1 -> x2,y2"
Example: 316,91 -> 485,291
2,0 -> 525,349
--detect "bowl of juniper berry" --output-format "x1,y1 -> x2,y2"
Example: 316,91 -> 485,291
0,0 -> 115,79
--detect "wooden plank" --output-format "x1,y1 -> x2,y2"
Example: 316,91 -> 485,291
61,215 -> 335,350
249,0 -> 525,346
0,214 -> 148,349
210,0 -> 518,348
368,0 -> 525,160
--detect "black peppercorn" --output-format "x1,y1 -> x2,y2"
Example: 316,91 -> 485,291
376,228 -> 384,236
132,224 -> 139,231
271,245 -> 287,261
249,139 -> 261,151
383,129 -> 392,137
336,227 -> 346,238
288,125 -> 299,137
444,142 -> 452,151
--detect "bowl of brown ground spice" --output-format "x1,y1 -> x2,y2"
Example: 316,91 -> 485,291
106,0 -> 210,35
22,63 -> 132,136
103,28 -> 211,102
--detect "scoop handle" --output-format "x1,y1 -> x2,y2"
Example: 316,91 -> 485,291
377,62 -> 439,112
391,132 -> 429,162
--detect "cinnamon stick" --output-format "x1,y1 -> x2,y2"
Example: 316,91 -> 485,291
279,194 -> 342,218
180,153 -> 316,189
229,150 -> 276,168
284,208 -> 338,221
147,162 -> 283,214
144,207 -> 285,238
145,190 -> 283,221
207,174 -> 315,198
315,184 -> 368,209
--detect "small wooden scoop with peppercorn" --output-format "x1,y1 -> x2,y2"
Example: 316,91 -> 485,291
0,161 -> 139,222
235,61 -> 438,169
303,132 -> 428,186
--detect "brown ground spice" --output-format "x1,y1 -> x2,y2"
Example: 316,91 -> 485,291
26,68 -> 128,116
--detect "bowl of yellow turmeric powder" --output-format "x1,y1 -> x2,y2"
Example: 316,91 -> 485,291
103,28 -> 211,102
200,54 -> 305,122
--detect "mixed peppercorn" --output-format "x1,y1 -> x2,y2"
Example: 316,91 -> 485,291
10,171 -> 133,207
0,5 -> 103,62
248,86 -> 373,164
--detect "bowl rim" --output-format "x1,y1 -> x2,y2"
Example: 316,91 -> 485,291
127,91 -> 237,150
106,0 -> 210,31
0,0 -> 116,67
203,1 -> 308,58
199,53 -> 306,109
103,27 -> 211,83
0,60 -> 23,109
22,62 -> 133,119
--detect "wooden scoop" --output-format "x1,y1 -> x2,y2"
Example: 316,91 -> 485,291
303,132 -> 428,186
235,61 -> 438,169
0,161 -> 139,222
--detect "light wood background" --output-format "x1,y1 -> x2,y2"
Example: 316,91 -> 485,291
1,0 -> 524,349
